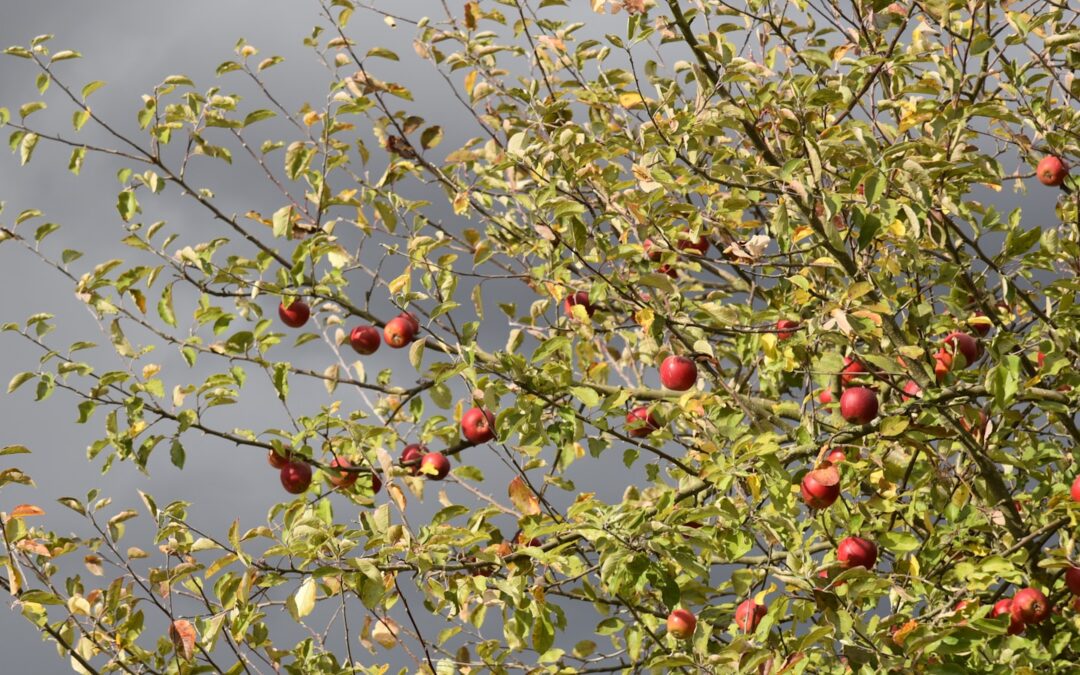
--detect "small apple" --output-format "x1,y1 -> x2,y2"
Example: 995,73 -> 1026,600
734,599 -> 766,633
1037,351 -> 1046,370
1011,587 -> 1051,625
401,443 -> 426,475
970,311 -> 992,337
943,331 -> 979,367
818,389 -> 833,404
462,407 -> 496,444
349,326 -> 381,355
1037,155 -> 1069,187
901,380 -> 922,401
825,447 -> 848,463
644,238 -> 663,261
1065,567 -> 1080,595
666,609 -> 696,640
563,291 -> 595,318
837,536 -> 877,570
420,452 -> 451,480
840,356 -> 867,386
839,387 -> 878,425
800,462 -> 840,509
278,300 -> 311,328
626,406 -> 659,438
933,349 -> 953,382
267,448 -> 291,469
991,598 -> 1024,635
384,314 -> 417,348
660,355 -> 697,391
676,231 -> 709,255
280,461 -> 313,494
327,457 -> 358,489
776,319 -> 799,340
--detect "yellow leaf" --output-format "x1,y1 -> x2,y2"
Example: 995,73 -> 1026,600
372,617 -> 400,648
508,476 -> 541,516
618,92 -> 645,109
464,71 -> 477,96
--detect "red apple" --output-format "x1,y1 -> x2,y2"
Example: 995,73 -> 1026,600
1037,155 -> 1069,187
349,326 -> 381,355
666,609 -> 696,640
384,315 -> 417,348
837,536 -> 877,570
841,356 -> 867,385
734,599 -> 766,633
462,407 -> 496,444
1011,587 -> 1051,625
1072,475 -> 1080,502
644,238 -> 663,261
626,406 -> 659,437
970,311 -> 992,337
825,447 -> 847,463
1037,351 -> 1046,370
992,598 -> 1024,635
660,355 -> 697,391
901,380 -> 922,401
776,319 -> 799,340
839,387 -> 878,425
943,331 -> 979,367
1065,567 -> 1080,595
818,389 -> 833,405
564,291 -> 595,318
401,443 -> 426,475
932,349 -> 953,382
676,231 -> 709,255
800,462 -> 840,509
267,448 -> 291,469
420,452 -> 451,480
327,457 -> 357,489
278,300 -> 311,328
280,461 -> 312,494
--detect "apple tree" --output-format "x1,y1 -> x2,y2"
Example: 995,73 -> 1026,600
1,0 -> 1079,672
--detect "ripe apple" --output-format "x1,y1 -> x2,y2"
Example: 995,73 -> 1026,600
970,311 -> 992,337
644,238 -> 663,261
384,314 -> 417,348
626,406 -> 659,437
837,536 -> 877,570
666,609 -> 696,640
991,598 -> 1024,635
825,447 -> 847,463
327,457 -> 357,489
776,319 -> 799,340
801,462 -> 840,509
401,443 -> 426,475
1037,351 -> 1046,370
734,599 -> 766,633
420,452 -> 451,480
933,349 -> 953,382
943,331 -> 979,367
1065,567 -> 1080,595
818,389 -> 833,405
267,448 -> 291,469
462,407 -> 496,444
676,231 -> 709,255
1011,587 -> 1051,625
1071,475 -> 1080,502
280,461 -> 313,494
839,387 -> 878,425
840,356 -> 867,385
660,355 -> 697,391
349,326 -> 381,355
563,291 -> 595,318
278,300 -> 311,328
1037,155 -> 1069,187
901,380 -> 922,401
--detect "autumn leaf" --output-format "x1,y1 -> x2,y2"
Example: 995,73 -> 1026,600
508,476 -> 541,516
169,619 -> 197,660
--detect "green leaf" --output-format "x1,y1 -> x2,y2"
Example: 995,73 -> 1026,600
116,190 -> 140,222
7,371 -> 35,393
272,362 -> 289,401
570,386 -> 600,408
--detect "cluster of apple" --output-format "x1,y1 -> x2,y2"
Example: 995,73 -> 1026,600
398,407 -> 497,480
267,447 -> 382,496
278,298 -> 421,353
664,598 -> 768,642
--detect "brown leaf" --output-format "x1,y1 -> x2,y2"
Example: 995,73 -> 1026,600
169,619 -> 197,660
84,555 -> 104,576
372,617 -> 399,648
10,504 -> 44,518
508,476 -> 541,516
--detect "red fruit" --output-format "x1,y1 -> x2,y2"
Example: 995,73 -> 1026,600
825,448 -> 847,463
666,609 -> 696,640
280,461 -> 312,494
1065,567 -> 1080,595
327,457 -> 357,489
420,452 -> 451,480
954,600 -> 971,612
367,470 -> 382,494
267,448 -> 291,469
901,380 -> 922,401
626,406 -> 659,438
401,443 -> 426,475
734,599 -> 766,633
1037,155 -> 1069,187
349,326 -> 381,355
943,332 -> 979,367
839,387 -> 878,425
841,356 -> 867,385
970,311 -> 992,337
563,291 -> 595,318
676,231 -> 709,255
1072,475 -> 1080,502
800,462 -> 841,509
992,598 -> 1024,634
1012,587 -> 1051,625
278,300 -> 311,328
660,355 -> 697,391
776,319 -> 799,340
837,536 -> 877,570
643,238 -> 663,261
1037,351 -> 1046,370
933,349 -> 953,382
462,407 -> 497,444
818,389 -> 833,405
384,315 -> 417,348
